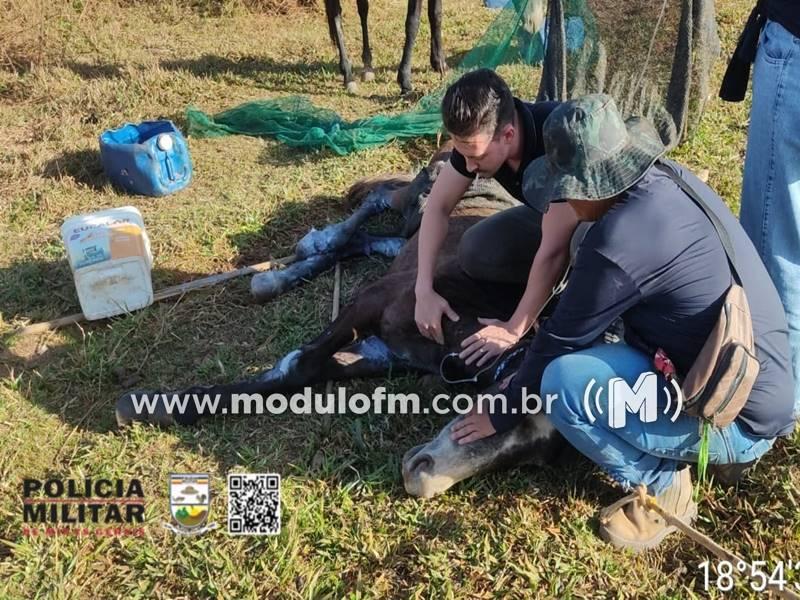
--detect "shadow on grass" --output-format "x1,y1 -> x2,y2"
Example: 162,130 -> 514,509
41,148 -> 107,190
227,193 -> 353,265
161,54 -> 337,79
227,185 -> 407,266
257,142 -> 346,168
161,55 -> 351,95
1,259 -> 213,431
0,260 -> 211,322
159,53 -> 453,98
64,60 -> 124,80
0,257 -> 241,336
160,54 -> 412,84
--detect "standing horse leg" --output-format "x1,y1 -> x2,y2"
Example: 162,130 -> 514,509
355,0 -> 375,82
398,0 -> 424,94
324,0 -> 358,93
428,0 -> 446,75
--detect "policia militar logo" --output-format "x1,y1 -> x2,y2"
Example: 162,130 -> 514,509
164,473 -> 218,536
22,478 -> 146,538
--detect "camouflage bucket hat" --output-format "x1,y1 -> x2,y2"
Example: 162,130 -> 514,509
522,94 -> 666,212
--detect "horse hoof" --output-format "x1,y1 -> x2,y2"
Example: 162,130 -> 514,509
346,81 -> 359,94
397,71 -> 412,95
430,57 -> 447,75
116,390 -> 176,428
361,69 -> 375,82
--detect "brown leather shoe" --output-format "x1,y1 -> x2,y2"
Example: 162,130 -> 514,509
598,467 -> 697,552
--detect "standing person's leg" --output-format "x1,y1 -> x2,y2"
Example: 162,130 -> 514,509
740,19 -> 800,418
540,343 -> 776,549
457,205 -> 543,284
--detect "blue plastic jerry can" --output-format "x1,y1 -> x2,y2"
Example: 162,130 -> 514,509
99,120 -> 193,197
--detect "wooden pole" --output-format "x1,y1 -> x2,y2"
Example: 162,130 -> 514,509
8,255 -> 297,338
322,262 -> 342,436
638,488 -> 800,600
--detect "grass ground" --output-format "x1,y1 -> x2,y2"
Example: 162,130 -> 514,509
1,0 -> 798,597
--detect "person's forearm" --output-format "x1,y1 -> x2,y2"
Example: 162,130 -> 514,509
415,208 -> 450,294
506,249 -> 570,336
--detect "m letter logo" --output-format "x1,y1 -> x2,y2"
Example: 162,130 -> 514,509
608,373 -> 659,428
583,372 -> 683,428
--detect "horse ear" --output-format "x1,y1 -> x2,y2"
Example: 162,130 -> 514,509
428,139 -> 455,166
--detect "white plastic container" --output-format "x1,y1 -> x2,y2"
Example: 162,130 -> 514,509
61,206 -> 154,320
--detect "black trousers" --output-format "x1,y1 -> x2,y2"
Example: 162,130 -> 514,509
457,205 -> 544,284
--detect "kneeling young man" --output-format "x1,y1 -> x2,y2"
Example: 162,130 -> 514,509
451,94 -> 796,551
414,68 -> 579,362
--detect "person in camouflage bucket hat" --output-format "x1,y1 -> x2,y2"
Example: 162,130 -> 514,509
522,94 -> 666,212
452,92 -> 794,552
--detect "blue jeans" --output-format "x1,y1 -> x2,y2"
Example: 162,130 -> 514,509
541,344 -> 776,495
740,19 -> 800,418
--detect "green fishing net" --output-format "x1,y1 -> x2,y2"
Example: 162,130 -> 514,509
186,0 -> 719,155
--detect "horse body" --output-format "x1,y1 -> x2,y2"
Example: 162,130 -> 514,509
116,151 -> 566,497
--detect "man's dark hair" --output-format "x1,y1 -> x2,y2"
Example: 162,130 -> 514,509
441,68 -> 515,138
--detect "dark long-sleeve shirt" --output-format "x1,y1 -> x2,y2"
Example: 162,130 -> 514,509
768,0 -> 800,38
490,162 -> 795,439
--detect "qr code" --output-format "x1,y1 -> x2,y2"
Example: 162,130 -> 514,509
227,473 -> 281,535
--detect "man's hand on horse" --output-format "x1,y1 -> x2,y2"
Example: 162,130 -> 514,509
414,289 -> 460,345
459,318 -> 524,366
450,405 -> 496,445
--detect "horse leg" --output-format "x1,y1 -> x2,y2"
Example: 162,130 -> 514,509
251,234 -> 405,303
115,337 -> 408,427
324,0 -> 358,93
398,0 -> 423,94
428,0 -> 446,75
355,0 -> 374,82
116,277 -> 406,427
293,184 -> 395,260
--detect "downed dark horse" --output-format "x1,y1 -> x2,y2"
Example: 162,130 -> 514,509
116,146 -> 566,498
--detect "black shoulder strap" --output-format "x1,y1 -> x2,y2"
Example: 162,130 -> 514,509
655,161 -> 743,285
